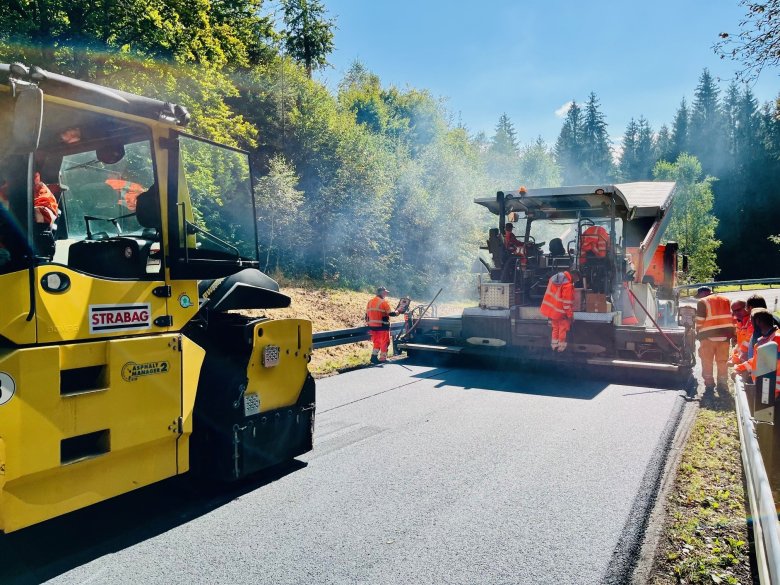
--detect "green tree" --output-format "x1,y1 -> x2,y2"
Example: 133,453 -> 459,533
723,81 -> 741,166
635,117 -> 655,180
580,92 -> 613,182
490,113 -> 519,155
485,113 -> 520,186
618,118 -> 639,180
281,0 -> 335,78
254,154 -> 306,272
653,154 -> 720,281
554,100 -> 584,184
688,69 -> 726,173
518,137 -> 562,188
670,98 -> 690,161
655,124 -> 673,163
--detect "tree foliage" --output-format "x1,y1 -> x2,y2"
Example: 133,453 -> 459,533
281,0 -> 335,78
4,4 -> 780,294
554,100 -> 584,184
580,92 -> 613,182
716,0 -> 780,81
653,154 -> 720,281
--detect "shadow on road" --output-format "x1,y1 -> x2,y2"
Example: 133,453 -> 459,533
0,460 -> 307,585
408,364 -> 615,400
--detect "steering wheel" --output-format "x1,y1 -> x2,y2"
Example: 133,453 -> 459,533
84,212 -> 136,240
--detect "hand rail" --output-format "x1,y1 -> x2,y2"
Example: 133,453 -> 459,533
312,323 -> 405,349
734,375 -> 780,583
676,278 -> 780,293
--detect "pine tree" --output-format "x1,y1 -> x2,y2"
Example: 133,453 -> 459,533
635,117 -> 655,180
655,124 -> 672,163
282,0 -> 336,78
618,118 -> 639,180
670,98 -> 689,161
735,87 -> 760,170
554,100 -> 584,184
580,92 -> 613,182
688,69 -> 726,173
490,113 -> 519,156
723,81 -> 741,165
485,113 -> 520,186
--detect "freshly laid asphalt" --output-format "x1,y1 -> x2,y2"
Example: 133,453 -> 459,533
2,361 -> 687,585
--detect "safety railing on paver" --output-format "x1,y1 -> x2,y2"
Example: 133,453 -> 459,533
676,278 -> 780,293
312,323 -> 405,349
734,375 -> 780,583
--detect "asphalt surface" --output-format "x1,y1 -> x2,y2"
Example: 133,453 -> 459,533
1,360 -> 687,585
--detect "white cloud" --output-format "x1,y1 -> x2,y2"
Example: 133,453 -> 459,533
554,101 -> 573,118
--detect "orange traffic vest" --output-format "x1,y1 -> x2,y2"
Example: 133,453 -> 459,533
540,271 -> 574,320
580,226 -> 609,263
695,295 -> 734,337
366,296 -> 392,330
732,317 -> 753,364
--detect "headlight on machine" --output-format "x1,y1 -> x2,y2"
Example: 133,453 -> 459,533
262,345 -> 280,367
678,306 -> 696,327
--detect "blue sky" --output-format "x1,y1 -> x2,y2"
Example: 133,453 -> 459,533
310,0 -> 778,148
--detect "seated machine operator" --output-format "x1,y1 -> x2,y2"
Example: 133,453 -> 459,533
503,223 -> 526,267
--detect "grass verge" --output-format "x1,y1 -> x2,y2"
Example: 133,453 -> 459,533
650,389 -> 753,584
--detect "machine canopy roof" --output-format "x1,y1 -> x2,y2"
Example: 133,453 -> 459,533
474,182 -> 677,221
1,63 -> 189,126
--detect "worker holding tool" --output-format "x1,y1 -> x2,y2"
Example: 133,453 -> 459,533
695,286 -> 734,392
728,300 -> 753,367
366,287 -> 406,364
540,270 -> 581,352
734,308 -> 780,396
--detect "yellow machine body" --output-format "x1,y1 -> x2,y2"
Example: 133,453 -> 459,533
0,65 -> 315,532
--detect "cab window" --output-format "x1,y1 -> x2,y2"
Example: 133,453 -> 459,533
178,135 -> 256,261
33,103 -> 161,278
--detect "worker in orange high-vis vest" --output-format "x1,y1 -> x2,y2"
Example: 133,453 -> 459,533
540,270 -> 581,351
366,287 -> 403,364
728,300 -> 752,367
734,309 -> 780,397
579,225 -> 609,264
695,286 -> 735,392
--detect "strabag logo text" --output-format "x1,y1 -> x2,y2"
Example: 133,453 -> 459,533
89,303 -> 152,334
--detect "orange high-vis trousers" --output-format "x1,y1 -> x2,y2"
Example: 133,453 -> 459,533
550,318 -> 571,348
698,337 -> 730,387
369,330 -> 391,360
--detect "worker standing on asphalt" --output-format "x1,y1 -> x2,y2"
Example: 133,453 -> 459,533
540,270 -> 581,352
366,287 -> 403,364
695,286 -> 734,392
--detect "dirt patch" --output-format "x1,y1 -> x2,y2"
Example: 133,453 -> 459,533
243,283 -> 469,377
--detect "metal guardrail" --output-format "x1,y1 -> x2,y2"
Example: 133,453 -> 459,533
312,323 -> 405,349
676,278 -> 780,293
734,375 -> 780,583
